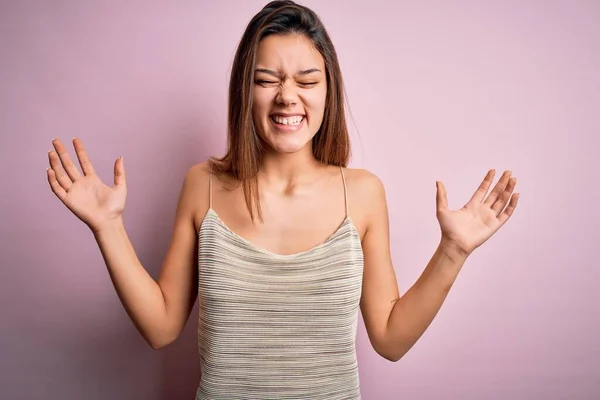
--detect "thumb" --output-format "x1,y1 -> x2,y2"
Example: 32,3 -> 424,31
114,156 -> 126,187
436,180 -> 448,213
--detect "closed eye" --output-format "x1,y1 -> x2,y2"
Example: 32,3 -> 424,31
254,80 -> 319,87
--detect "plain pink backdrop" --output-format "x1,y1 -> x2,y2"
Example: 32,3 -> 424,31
1,1 -> 598,399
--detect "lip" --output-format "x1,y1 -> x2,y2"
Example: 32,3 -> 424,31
270,113 -> 305,117
269,115 -> 305,133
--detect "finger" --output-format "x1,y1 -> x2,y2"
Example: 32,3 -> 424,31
436,181 -> 448,213
72,137 -> 96,176
491,177 -> 517,214
497,192 -> 519,225
52,138 -> 82,181
47,167 -> 68,202
483,170 -> 512,207
48,148 -> 73,192
114,156 -> 126,187
468,169 -> 495,205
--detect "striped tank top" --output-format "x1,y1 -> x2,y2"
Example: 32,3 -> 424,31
196,167 -> 364,399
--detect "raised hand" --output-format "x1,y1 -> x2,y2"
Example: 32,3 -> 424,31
47,138 -> 127,234
435,169 -> 519,257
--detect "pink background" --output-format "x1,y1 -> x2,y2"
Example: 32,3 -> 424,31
1,1 -> 598,399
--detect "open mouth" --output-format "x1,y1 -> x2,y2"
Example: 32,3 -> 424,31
270,115 -> 305,126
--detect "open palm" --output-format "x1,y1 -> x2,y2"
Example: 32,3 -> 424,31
436,169 -> 519,256
47,138 -> 127,233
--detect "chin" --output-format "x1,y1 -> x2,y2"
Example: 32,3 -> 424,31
266,137 -> 311,154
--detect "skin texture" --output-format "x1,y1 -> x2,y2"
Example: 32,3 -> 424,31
47,33 -> 519,359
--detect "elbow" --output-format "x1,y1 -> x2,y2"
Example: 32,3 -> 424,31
378,326 -> 417,362
373,342 -> 399,362
142,313 -> 185,350
144,329 -> 178,350
149,340 -> 168,351
373,337 -> 408,363
378,348 -> 403,363
382,347 -> 410,362
388,353 -> 405,363
147,336 -> 174,350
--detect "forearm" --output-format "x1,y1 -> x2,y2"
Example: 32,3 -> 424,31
383,240 -> 467,361
93,219 -> 171,349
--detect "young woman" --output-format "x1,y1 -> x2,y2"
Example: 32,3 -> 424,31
46,1 -> 519,398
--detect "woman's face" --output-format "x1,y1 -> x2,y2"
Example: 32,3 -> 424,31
252,34 -> 327,155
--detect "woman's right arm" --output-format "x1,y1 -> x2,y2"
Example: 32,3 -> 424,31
94,166 -> 202,349
47,138 -> 206,350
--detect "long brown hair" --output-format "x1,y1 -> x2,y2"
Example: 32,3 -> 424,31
209,0 -> 350,222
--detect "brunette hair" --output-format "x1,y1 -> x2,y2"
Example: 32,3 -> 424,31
209,0 -> 350,221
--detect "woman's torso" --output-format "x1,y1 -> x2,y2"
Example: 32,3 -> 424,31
194,164 -> 366,399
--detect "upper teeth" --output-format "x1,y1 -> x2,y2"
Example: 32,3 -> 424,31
273,115 -> 303,125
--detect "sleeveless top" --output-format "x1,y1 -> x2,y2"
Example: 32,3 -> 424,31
196,168 -> 364,399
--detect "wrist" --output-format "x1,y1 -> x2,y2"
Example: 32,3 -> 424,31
439,237 -> 470,262
91,216 -> 125,237
434,238 -> 469,284
425,240 -> 468,292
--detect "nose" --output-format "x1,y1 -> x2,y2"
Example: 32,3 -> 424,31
275,82 -> 298,106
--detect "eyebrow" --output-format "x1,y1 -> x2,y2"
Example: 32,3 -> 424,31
254,68 -> 322,77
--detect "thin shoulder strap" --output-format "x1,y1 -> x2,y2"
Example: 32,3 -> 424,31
208,164 -> 213,209
340,166 -> 348,218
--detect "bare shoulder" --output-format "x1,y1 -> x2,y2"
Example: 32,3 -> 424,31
181,160 -> 212,193
342,167 -> 385,192
185,160 -> 212,179
178,160 -> 213,232
341,167 -> 387,236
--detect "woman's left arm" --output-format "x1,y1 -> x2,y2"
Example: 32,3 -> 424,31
359,169 -> 519,362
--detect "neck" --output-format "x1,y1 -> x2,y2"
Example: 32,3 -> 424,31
258,146 -> 323,188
